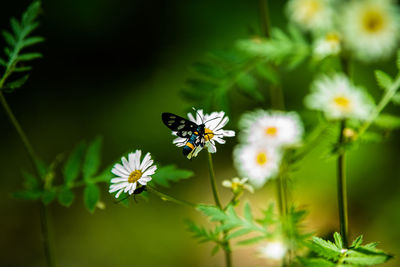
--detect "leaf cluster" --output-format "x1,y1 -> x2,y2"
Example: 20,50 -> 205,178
14,137 -> 111,213
0,1 -> 44,91
301,233 -> 392,267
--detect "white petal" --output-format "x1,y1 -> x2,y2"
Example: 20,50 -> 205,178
128,153 -> 136,171
140,152 -> 151,170
110,177 -> 128,183
222,180 -> 232,187
121,157 -> 132,173
141,159 -> 154,173
138,176 -> 152,185
134,150 -> 142,170
115,189 -> 124,198
223,130 -> 235,137
129,182 -> 137,195
207,143 -> 217,153
143,165 -> 157,177
112,164 -> 130,177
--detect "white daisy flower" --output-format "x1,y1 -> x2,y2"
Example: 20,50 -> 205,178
305,73 -> 375,120
341,0 -> 400,62
313,31 -> 341,59
239,110 -> 304,148
109,150 -> 156,198
222,177 -> 254,194
172,109 -> 235,157
258,241 -> 287,260
286,0 -> 334,31
233,143 -> 281,189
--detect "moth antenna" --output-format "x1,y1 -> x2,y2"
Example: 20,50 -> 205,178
192,107 -> 204,124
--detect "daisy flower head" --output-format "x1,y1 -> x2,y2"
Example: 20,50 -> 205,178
258,241 -> 287,261
305,73 -> 375,120
222,177 -> 254,194
341,0 -> 400,62
233,143 -> 281,189
109,150 -> 156,198
172,109 -> 235,157
313,31 -> 341,59
286,0 -> 334,32
239,110 -> 304,148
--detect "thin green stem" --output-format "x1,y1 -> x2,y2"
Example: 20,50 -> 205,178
259,0 -> 271,38
0,91 -> 55,266
146,185 -> 196,208
337,120 -> 349,247
207,152 -> 232,267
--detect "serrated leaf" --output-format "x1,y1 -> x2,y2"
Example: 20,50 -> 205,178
151,165 -> 193,187
197,204 -> 227,222
82,136 -> 102,180
397,50 -> 400,70
21,171 -> 39,190
256,64 -> 279,84
333,232 -> 343,249
63,141 -> 86,185
192,62 -> 225,79
18,52 -> 42,61
345,249 -> 392,266
14,66 -> 32,72
41,190 -> 57,205
5,75 -> 29,90
226,228 -> 253,240
84,183 -> 100,213
211,245 -> 220,256
10,17 -> 21,35
374,113 -> 400,129
58,187 -> 75,207
375,70 -> 393,90
392,92 -> 400,105
351,235 -> 363,249
310,236 -> 341,260
0,57 -> 6,66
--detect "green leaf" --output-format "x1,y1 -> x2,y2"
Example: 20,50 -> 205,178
21,171 -> 39,190
4,74 -> 29,90
2,30 -> 16,46
374,70 -> 393,90
22,36 -> 44,48
310,236 -> 341,260
58,187 -> 75,207
243,202 -> 253,222
185,219 -> 220,244
351,235 -> 363,249
345,249 -> 392,266
299,258 -> 336,267
333,232 -> 343,249
374,113 -> 400,129
211,245 -> 221,256
392,92 -> 400,105
14,66 -> 32,72
18,52 -> 42,61
63,141 -> 86,185
192,62 -> 224,79
10,17 -> 21,35
197,204 -> 227,222
237,236 -> 265,245
0,57 -> 6,66
41,190 -> 57,205
226,228 -> 253,240
84,183 -> 100,213
255,64 -> 280,84
82,136 -> 102,181
397,49 -> 400,70
151,165 -> 193,187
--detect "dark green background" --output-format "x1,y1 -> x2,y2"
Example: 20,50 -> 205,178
0,1 -> 399,266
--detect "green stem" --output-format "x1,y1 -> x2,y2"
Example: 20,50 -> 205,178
146,185 -> 196,208
259,0 -> 270,38
358,72 -> 400,137
0,91 -> 55,266
337,120 -> 349,247
207,152 -> 232,267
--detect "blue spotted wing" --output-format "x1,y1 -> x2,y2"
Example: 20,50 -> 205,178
162,112 -> 198,138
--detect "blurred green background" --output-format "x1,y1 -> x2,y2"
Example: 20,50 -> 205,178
0,0 -> 399,266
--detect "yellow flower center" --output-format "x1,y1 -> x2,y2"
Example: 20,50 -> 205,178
204,128 -> 214,141
334,96 -> 351,110
265,126 -> 278,136
325,32 -> 340,44
231,182 -> 240,192
256,152 -> 268,166
128,170 -> 142,183
362,9 -> 386,34
301,0 -> 321,21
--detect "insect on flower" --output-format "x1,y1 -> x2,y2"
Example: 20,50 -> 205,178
162,109 -> 221,159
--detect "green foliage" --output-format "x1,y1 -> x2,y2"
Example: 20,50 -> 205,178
374,70 -> 393,91
63,141 -> 86,185
57,187 -> 75,207
197,202 -> 271,244
374,113 -> 400,130
84,183 -> 100,213
83,136 -> 103,181
0,1 -> 43,91
303,233 -> 392,266
150,165 -> 193,187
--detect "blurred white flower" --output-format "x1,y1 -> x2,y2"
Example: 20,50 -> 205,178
305,73 -> 375,120
239,110 -> 304,148
286,0 -> 334,31
173,109 -> 235,155
341,0 -> 400,62
222,177 -> 254,194
313,31 -> 341,59
258,241 -> 287,260
109,150 -> 156,198
233,143 -> 281,189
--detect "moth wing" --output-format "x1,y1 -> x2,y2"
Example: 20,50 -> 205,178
161,112 -> 198,138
